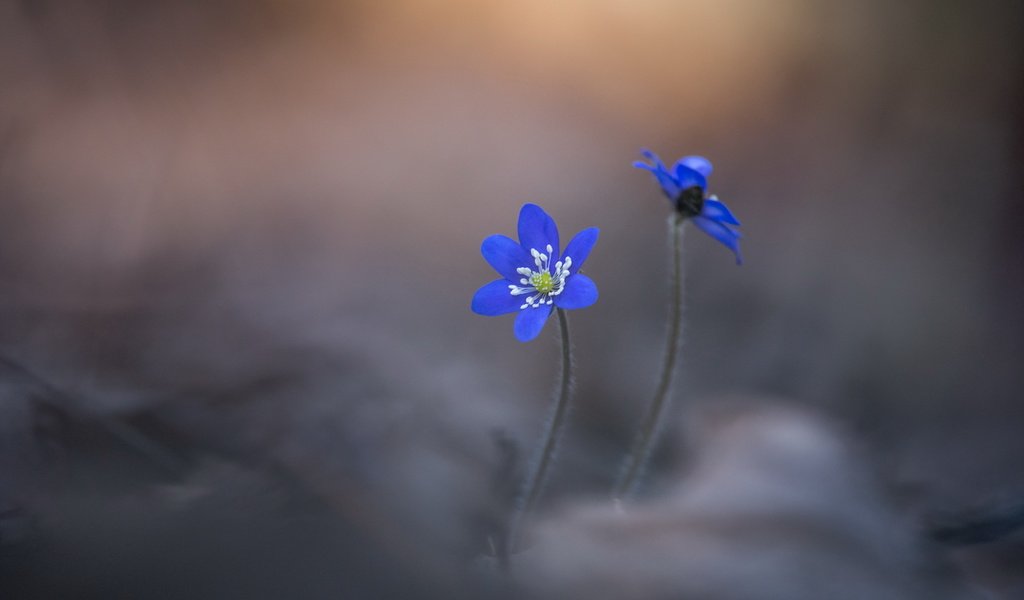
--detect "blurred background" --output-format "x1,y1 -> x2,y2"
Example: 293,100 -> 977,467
1,0 -> 1022,597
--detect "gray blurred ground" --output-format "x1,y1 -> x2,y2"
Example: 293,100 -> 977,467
0,0 -> 1022,598
517,403 -> 986,600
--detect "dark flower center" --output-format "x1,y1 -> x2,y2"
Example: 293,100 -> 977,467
675,185 -> 705,217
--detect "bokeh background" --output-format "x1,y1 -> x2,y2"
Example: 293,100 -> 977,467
1,0 -> 1022,597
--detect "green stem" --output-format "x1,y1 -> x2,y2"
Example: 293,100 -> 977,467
613,215 -> 686,501
508,308 -> 574,554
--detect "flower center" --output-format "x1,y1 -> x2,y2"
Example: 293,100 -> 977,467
508,244 -> 572,309
675,185 -> 705,217
530,272 -> 555,293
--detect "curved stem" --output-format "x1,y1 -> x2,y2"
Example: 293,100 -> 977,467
508,308 -> 573,554
613,215 -> 686,501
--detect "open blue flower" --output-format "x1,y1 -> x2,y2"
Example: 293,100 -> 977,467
633,149 -> 743,265
472,204 -> 599,342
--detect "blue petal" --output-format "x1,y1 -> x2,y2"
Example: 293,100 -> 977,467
640,148 -> 669,171
518,204 -> 560,263
554,274 -> 597,310
482,235 -> 533,281
633,161 -> 681,199
701,197 -> 741,225
692,216 -> 743,265
674,164 -> 707,192
561,227 -> 599,274
471,279 -> 522,316
675,155 -> 713,178
514,306 -> 552,342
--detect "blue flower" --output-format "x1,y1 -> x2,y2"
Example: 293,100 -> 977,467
472,204 -> 599,342
633,149 -> 743,265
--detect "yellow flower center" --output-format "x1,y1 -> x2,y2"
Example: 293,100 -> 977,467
507,245 -> 573,310
530,272 -> 555,293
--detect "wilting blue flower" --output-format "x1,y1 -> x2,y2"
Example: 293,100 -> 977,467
634,149 -> 743,265
472,204 -> 599,342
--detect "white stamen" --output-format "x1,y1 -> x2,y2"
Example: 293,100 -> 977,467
506,246 -> 574,309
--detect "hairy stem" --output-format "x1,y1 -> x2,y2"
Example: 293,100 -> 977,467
613,215 -> 686,501
508,308 -> 574,554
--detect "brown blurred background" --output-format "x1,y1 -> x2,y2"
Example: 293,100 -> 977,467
1,0 -> 1022,597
